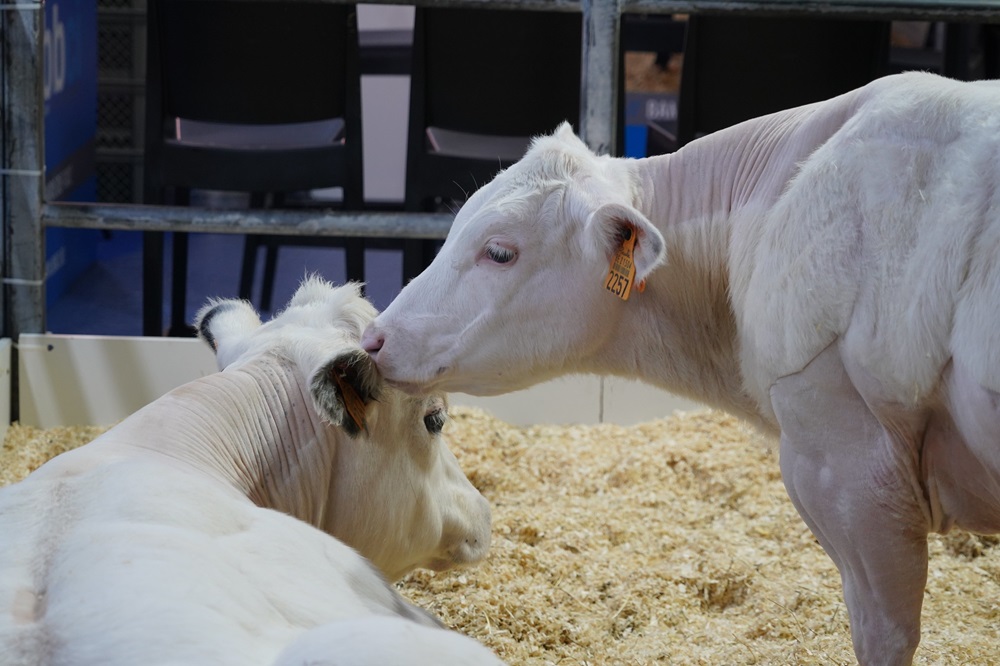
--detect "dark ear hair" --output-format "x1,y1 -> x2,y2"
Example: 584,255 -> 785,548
193,298 -> 262,367
311,350 -> 381,437
195,302 -> 234,351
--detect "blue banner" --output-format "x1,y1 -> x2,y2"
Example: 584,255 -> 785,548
44,0 -> 99,304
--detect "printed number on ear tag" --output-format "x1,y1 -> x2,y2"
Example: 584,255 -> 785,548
604,226 -> 643,301
332,371 -> 367,432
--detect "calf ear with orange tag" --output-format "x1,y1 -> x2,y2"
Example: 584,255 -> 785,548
331,370 -> 368,433
604,225 -> 646,301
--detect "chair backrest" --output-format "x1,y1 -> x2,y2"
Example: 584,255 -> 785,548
144,0 -> 362,204
675,16 -> 890,148
405,7 -> 582,210
418,7 -> 581,138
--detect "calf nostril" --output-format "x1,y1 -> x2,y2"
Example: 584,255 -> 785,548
360,328 -> 384,355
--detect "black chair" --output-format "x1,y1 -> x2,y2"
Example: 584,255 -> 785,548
402,7 -> 583,281
948,24 -> 1000,79
143,0 -> 364,335
647,16 -> 891,155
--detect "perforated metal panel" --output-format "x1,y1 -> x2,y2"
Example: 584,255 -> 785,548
96,0 -> 146,203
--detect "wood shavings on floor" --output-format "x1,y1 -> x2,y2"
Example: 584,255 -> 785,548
0,423 -> 106,488
3,407 -> 997,664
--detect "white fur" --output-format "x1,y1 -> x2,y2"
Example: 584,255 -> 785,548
363,73 -> 1000,665
0,277 -> 500,666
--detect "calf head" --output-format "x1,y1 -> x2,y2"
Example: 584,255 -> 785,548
195,277 -> 491,581
362,123 -> 667,396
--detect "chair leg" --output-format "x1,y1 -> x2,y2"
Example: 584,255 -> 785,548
168,231 -> 193,336
402,239 -> 422,284
142,231 -> 165,336
243,192 -> 275,310
423,240 -> 439,270
345,238 -> 365,290
984,24 -> 1000,78
239,235 -> 261,303
402,239 -> 436,284
944,24 -> 978,80
260,238 -> 279,312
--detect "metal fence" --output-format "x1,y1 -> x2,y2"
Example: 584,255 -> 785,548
4,0 -> 1000,346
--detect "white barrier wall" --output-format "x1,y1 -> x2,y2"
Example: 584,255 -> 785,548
18,334 -> 217,428
17,334 -> 700,428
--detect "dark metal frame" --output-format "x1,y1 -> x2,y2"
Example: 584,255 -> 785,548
4,0 -> 1000,411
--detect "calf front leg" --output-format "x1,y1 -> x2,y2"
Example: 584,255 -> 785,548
771,345 -> 930,666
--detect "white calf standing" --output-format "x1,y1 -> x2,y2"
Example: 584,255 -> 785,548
0,277 -> 501,666
363,72 -> 1000,665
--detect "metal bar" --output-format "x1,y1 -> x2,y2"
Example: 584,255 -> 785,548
183,0 -> 581,9
43,202 -> 455,239
2,1 -> 45,342
385,0 -> 579,8
580,0 -> 621,156
0,168 -> 44,176
21,0 -> 1000,354
2,0 -> 45,422
622,0 -> 1000,21
138,0 -> 1000,19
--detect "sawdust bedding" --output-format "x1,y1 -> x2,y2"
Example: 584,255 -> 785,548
3,408 -> 998,664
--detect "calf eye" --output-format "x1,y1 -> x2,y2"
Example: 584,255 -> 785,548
423,408 -> 447,435
484,242 -> 516,264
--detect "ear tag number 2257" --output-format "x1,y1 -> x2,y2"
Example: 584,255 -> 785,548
604,227 -> 644,301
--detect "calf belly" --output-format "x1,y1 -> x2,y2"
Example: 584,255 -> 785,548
923,362 -> 1000,535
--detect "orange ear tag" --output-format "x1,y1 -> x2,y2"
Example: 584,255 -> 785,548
604,227 -> 645,300
332,371 -> 368,433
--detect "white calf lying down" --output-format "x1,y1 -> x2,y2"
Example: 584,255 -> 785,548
0,278 -> 501,666
364,72 -> 1000,665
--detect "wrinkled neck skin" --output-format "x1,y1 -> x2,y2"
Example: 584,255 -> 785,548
589,109 -> 825,435
101,355 -> 336,526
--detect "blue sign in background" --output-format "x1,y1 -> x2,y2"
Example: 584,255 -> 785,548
623,92 -> 678,158
44,0 -> 99,306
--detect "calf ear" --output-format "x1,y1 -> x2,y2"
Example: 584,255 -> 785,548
311,350 -> 381,438
586,202 -> 667,285
194,299 -> 262,365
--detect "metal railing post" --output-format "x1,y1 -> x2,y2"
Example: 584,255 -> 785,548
2,0 -> 46,342
2,0 -> 46,423
580,0 -> 621,156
